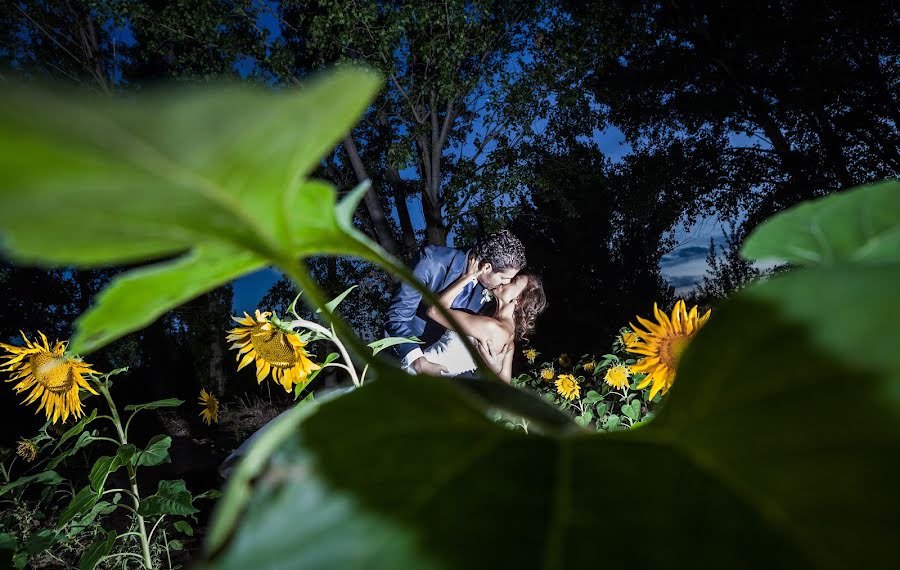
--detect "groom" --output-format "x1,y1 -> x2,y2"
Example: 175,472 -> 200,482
384,230 -> 527,375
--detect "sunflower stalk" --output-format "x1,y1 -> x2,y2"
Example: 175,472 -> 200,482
285,317 -> 360,387
95,379 -> 153,570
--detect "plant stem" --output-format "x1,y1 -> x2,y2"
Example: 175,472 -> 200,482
94,436 -> 124,446
102,487 -> 138,501
163,528 -> 172,569
149,514 -> 166,541
279,259 -> 375,384
96,381 -> 153,569
286,317 -> 360,387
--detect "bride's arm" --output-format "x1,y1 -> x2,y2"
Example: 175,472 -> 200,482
499,344 -> 514,383
426,255 -> 505,347
476,340 -> 514,383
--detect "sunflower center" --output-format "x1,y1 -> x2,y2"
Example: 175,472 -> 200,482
250,326 -> 299,369
660,334 -> 690,368
31,353 -> 74,394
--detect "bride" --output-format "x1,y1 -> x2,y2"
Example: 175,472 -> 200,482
422,254 -> 547,382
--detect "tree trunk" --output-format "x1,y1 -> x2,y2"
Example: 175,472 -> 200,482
342,136 -> 402,256
377,111 -> 417,256
417,135 -> 448,246
205,292 -> 227,396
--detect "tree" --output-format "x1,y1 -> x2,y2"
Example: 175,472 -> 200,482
555,0 -> 899,234
259,0 -> 548,251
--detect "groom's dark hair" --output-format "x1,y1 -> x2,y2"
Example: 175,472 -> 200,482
472,229 -> 527,270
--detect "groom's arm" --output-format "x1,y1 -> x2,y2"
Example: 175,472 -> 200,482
384,247 -> 438,367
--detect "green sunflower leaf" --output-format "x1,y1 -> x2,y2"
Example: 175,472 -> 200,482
88,455 -> 123,492
136,435 -> 172,467
742,179 -> 900,265
69,244 -> 264,355
78,530 -> 116,570
58,486 -> 99,527
201,264 -> 900,569
1,69 -> 384,356
124,399 -> 185,413
138,479 -> 198,517
0,471 -> 64,497
0,68 -> 382,267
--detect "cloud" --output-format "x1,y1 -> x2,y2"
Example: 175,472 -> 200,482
659,245 -> 709,266
666,275 -> 703,288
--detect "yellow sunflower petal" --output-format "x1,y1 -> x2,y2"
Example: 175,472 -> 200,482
256,360 -> 272,383
236,352 -> 255,371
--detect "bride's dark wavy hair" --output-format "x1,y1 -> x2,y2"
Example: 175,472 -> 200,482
513,274 -> 548,342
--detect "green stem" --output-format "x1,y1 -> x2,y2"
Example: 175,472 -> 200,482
102,487 -> 138,501
98,552 -> 148,564
163,527 -> 172,569
96,381 -> 153,570
286,317 -> 359,387
149,514 -> 166,541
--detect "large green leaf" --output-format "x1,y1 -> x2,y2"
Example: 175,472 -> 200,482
0,69 -> 383,355
0,68 -> 382,266
70,244 -> 264,354
742,180 -> 900,265
203,265 -> 900,569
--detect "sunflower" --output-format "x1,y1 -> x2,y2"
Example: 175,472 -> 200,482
620,330 -> 640,349
540,368 -> 555,381
198,388 -> 219,425
627,300 -> 711,400
16,439 -> 37,463
227,310 -> 319,393
523,348 -> 538,364
558,353 -> 571,368
1,331 -> 99,424
604,365 -> 631,390
583,361 -> 596,373
555,374 -> 580,400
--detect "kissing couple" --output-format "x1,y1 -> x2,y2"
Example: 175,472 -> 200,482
384,230 -> 547,382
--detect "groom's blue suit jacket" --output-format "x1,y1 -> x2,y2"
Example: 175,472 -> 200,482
384,245 -> 486,362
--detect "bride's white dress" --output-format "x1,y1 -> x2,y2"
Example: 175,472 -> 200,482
422,330 -> 503,376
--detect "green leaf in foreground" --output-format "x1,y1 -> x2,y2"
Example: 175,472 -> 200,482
71,244 -> 265,354
0,68 -> 384,355
204,265 -> 900,570
742,179 -> 900,265
0,67 -> 382,267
